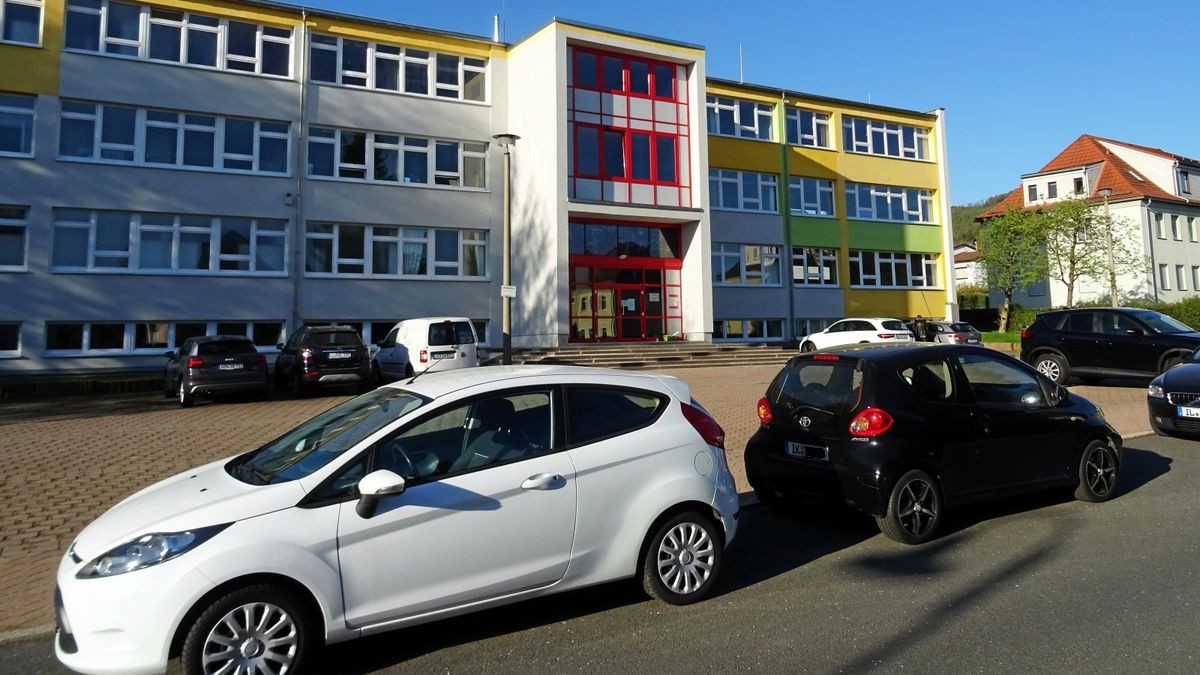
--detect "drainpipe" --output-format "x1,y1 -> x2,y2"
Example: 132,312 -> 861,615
290,11 -> 309,335
779,90 -> 796,344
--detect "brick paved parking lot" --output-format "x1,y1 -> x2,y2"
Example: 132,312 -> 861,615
0,364 -> 1153,637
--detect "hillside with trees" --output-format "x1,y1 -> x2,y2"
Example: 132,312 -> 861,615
951,191 -> 1009,246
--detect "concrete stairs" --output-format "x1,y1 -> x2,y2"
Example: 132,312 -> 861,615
510,341 -> 796,371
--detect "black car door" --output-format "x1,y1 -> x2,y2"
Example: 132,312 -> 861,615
1095,311 -> 1160,375
895,357 -> 977,499
1058,311 -> 1101,370
954,351 -> 1075,492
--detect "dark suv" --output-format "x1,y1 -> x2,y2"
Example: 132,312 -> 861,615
745,344 -> 1121,544
1020,308 -> 1200,384
274,326 -> 372,396
164,336 -> 269,407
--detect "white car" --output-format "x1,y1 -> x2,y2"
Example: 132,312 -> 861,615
373,317 -> 480,380
799,317 -> 915,352
55,366 -> 738,675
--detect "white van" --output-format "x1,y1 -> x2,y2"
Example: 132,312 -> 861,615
373,317 -> 481,378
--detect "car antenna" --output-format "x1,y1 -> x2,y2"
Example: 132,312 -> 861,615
405,321 -> 464,385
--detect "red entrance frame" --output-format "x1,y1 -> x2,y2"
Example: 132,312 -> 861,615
569,245 -> 684,343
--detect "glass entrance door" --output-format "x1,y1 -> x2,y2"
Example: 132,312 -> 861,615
570,265 -> 681,342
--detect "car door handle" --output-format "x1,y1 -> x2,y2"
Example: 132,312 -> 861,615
975,413 -> 991,435
521,473 -> 564,490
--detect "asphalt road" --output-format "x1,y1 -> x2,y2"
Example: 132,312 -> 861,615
6,433 -> 1199,674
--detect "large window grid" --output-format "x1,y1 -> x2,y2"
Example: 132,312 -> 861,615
788,177 -> 834,216
709,169 -> 778,212
51,210 -> 287,275
0,92 -> 35,156
849,250 -> 938,288
712,243 -> 782,285
845,182 -> 932,223
785,108 -> 831,148
59,100 -> 289,175
309,33 -> 486,102
44,320 -> 285,355
792,247 -> 838,286
794,318 -> 835,339
0,205 -> 28,271
307,126 -> 487,189
713,318 -> 785,341
305,223 -> 487,279
706,96 -> 773,140
64,0 -> 292,77
0,0 -> 41,45
842,115 -> 929,160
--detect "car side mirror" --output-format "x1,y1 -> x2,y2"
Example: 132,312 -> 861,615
1048,384 -> 1069,406
1125,328 -> 1143,337
355,470 -> 407,518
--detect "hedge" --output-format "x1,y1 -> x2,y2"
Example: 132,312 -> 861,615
1004,297 -> 1200,331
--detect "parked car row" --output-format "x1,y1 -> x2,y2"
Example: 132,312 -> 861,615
164,318 -> 482,407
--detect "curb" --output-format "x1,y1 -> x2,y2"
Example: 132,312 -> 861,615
0,623 -> 54,646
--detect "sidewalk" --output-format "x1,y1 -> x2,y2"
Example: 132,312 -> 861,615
0,362 -> 1152,639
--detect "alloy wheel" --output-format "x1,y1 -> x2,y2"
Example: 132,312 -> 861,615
1036,359 -> 1061,381
1083,445 -> 1116,498
201,602 -> 297,675
897,478 -> 938,538
657,521 -> 716,595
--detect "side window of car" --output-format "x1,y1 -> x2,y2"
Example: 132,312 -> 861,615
283,330 -> 302,351
827,321 -> 846,333
899,359 -> 955,403
957,353 -> 1046,407
373,391 -> 554,483
380,327 -> 398,348
566,387 -> 665,447
1065,312 -> 1095,333
1097,313 -> 1139,335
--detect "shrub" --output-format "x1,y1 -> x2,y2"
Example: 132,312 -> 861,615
957,284 -> 990,310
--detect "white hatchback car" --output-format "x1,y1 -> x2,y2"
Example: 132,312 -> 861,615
55,366 -> 738,675
799,317 -> 915,352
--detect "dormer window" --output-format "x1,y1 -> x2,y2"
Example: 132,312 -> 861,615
1181,171 -> 1192,195
1028,184 -> 1038,202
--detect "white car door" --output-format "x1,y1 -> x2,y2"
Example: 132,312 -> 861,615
811,321 -> 849,349
335,389 -> 577,627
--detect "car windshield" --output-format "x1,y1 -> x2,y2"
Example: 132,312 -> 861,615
227,388 -> 427,485
881,320 -> 908,331
429,321 -> 475,346
1132,311 -> 1192,335
197,340 -> 255,355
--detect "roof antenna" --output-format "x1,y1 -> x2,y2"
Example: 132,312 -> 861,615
738,43 -> 744,83
492,14 -> 500,41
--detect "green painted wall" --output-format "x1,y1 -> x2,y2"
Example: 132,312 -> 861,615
789,217 -> 841,248
846,220 -> 942,252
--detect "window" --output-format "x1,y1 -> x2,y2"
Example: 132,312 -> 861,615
568,222 -> 680,258
308,126 -> 486,189
1180,171 -> 1192,195
1192,266 -> 1199,291
1073,177 -> 1085,194
65,0 -> 292,76
706,96 -> 773,140
957,352 -> 1045,407
713,319 -> 784,341
1154,212 -> 1165,239
845,182 -> 932,223
1047,181 -> 1058,199
788,177 -> 834,216
1,0 -> 41,45
712,243 -> 781,285
566,387 -> 664,447
0,322 -> 18,357
900,359 -> 954,403
58,101 -> 288,174
305,223 -> 486,279
1177,265 -> 1187,291
1171,215 -> 1182,241
47,320 -> 284,355
0,205 -> 29,270
309,32 -> 486,102
1189,217 -> 1197,243
785,108 -> 830,148
793,318 -> 833,338
52,210 -> 286,274
0,93 -> 34,156
709,169 -> 778,212
849,250 -> 937,288
573,49 -> 677,101
842,116 -> 928,159
1159,263 -> 1171,290
792,247 -> 838,286
1027,184 -> 1038,202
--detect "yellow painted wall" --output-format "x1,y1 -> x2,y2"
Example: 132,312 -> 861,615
844,289 -> 947,318
0,0 -> 63,94
708,135 -> 780,174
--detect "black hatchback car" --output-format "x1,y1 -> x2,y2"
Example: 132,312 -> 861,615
1020,307 -> 1200,385
164,335 -> 269,407
1147,347 -> 1200,440
274,325 -> 373,396
745,344 -> 1122,544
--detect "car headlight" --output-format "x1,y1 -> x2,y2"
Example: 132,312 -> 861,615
76,524 -> 229,579
1148,383 -> 1165,399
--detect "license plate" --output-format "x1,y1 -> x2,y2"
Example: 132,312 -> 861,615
218,363 -> 243,370
786,441 -> 829,462
328,352 -> 352,360
966,338 -> 980,343
431,352 -> 454,360
1178,406 -> 1200,418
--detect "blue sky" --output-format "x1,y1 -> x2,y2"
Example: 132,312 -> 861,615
303,0 -> 1200,205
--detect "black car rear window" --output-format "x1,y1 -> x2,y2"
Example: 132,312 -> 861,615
309,331 -> 361,347
772,359 -> 864,414
197,340 -> 256,355
429,321 -> 475,346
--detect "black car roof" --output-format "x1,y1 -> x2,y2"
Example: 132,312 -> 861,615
194,335 -> 253,342
801,343 -> 989,363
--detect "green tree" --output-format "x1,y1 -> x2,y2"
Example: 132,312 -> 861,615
1041,199 -> 1146,307
978,208 -> 1046,331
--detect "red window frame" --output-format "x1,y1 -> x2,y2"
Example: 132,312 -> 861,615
571,46 -> 678,102
573,123 -> 680,187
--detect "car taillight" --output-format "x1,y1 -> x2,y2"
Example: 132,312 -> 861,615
813,354 -> 839,361
186,357 -> 204,369
950,334 -> 962,342
256,354 -> 267,366
682,402 -> 725,450
878,333 -> 894,339
756,396 -> 773,424
1020,330 -> 1031,340
420,349 -> 429,364
300,348 -> 313,360
849,407 -> 893,437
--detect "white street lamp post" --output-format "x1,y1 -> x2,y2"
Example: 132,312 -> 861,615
493,133 -> 520,365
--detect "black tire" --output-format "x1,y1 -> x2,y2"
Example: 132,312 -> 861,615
1033,352 -> 1070,385
1162,355 -> 1184,373
180,584 -> 316,675
641,511 -> 722,605
800,341 -> 815,353
178,379 -> 195,408
372,362 -> 384,385
1075,440 -> 1118,502
875,469 -> 942,545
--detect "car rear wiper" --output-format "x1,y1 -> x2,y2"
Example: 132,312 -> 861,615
405,340 -> 465,385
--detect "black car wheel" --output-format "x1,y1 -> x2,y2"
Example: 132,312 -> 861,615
1075,440 -> 1118,502
800,341 -> 815,353
1162,355 -> 1184,373
178,379 -> 195,408
876,469 -> 941,545
180,584 -> 316,675
1033,353 -> 1069,385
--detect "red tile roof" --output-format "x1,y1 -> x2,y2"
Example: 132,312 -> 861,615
977,134 -> 1188,220
954,250 -> 980,263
